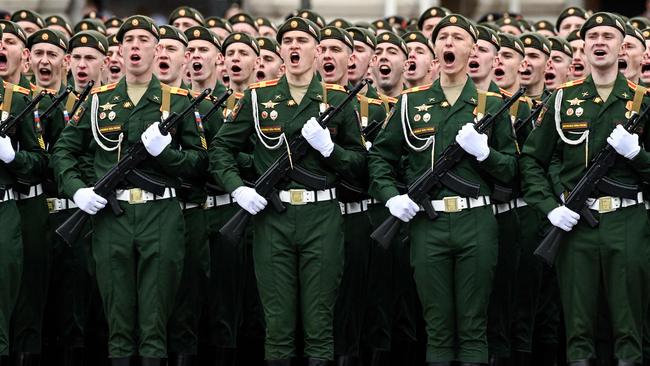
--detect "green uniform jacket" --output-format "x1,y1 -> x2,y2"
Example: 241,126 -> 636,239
519,73 -> 650,215
368,76 -> 518,203
211,75 -> 366,193
0,81 -> 47,187
52,75 -> 207,199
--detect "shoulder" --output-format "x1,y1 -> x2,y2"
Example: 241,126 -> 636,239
161,83 -> 189,96
91,82 -> 118,94
249,78 -> 280,89
3,81 -> 31,96
323,83 -> 347,93
358,94 -> 384,106
557,77 -> 586,90
481,90 -> 503,99
401,83 -> 432,95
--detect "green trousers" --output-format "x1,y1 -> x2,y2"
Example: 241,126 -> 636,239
410,205 -> 498,363
92,199 -> 185,358
252,200 -> 344,361
168,206 -> 209,355
11,194 -> 50,354
487,209 -> 521,358
334,208 -> 371,357
511,205 -> 560,352
555,204 -> 650,363
0,200 -> 23,356
45,209 -> 92,348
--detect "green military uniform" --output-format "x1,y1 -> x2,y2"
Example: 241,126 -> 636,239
368,54 -> 518,364
486,81 -> 531,362
51,30 -> 208,358
520,67 -> 650,363
211,54 -> 366,362
0,80 -> 47,359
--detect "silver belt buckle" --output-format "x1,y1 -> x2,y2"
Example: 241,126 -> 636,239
443,196 -> 461,213
289,189 -> 307,205
129,188 -> 146,204
598,196 -> 614,213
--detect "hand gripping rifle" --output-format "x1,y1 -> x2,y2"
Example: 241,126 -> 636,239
55,88 -> 211,245
370,87 -> 526,248
218,79 -> 371,244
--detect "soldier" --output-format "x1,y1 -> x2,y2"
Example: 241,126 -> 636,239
44,15 -> 73,38
520,12 -> 650,366
0,21 -> 29,86
205,17 -> 233,43
105,34 -> 124,84
417,6 -> 450,40
227,13 -> 259,37
496,17 -> 524,36
372,32 -> 407,98
402,31 -> 437,88
346,27 -> 376,88
51,15 -> 208,365
618,24 -> 645,84
256,17 -> 277,39
10,10 -> 44,38
169,6 -> 205,33
255,37 -> 284,82
368,14 -> 517,365
640,28 -> 650,85
223,32 -> 260,93
0,22 -> 47,366
493,33 -> 526,95
211,17 -> 365,365
544,36 -> 573,91
519,33 -> 551,100
155,25 -> 188,87
468,25 -> 500,92
555,7 -> 589,38
567,29 -> 591,81
74,19 -> 107,35
105,17 -> 124,36
534,20 -> 556,38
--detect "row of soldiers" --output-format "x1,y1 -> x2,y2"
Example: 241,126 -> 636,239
0,3 -> 650,366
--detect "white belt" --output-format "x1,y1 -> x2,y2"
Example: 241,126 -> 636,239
586,192 -> 643,213
278,188 -> 336,205
179,202 -> 200,210
0,189 -> 15,202
340,200 -> 369,215
16,184 -> 43,200
420,195 -> 492,213
204,193 -> 235,209
495,197 -> 528,214
115,187 -> 176,204
46,198 -> 78,213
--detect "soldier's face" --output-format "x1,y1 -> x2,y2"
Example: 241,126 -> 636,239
404,42 -> 434,84
420,17 -> 443,40
259,25 -> 276,39
155,39 -> 186,84
557,16 -> 585,38
232,23 -> 259,37
584,26 -> 624,70
519,48 -> 547,87
173,18 -> 201,33
119,29 -> 160,77
434,26 -> 475,77
255,49 -> 284,81
372,43 -> 405,91
468,39 -> 497,81
641,39 -> 650,84
0,33 -> 27,79
493,48 -> 523,90
348,41 -> 374,85
618,36 -> 644,81
280,31 -> 318,77
569,39 -> 590,79
210,27 -> 231,43
318,39 -> 353,84
544,50 -> 571,90
225,43 -> 258,85
16,21 -> 39,37
186,40 -> 220,84
30,43 -> 67,89
70,47 -> 107,91
105,45 -> 124,83
499,25 -> 522,36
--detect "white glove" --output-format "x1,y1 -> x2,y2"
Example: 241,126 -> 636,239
455,123 -> 490,161
386,194 -> 419,222
547,206 -> 580,232
73,187 -> 107,215
232,186 -> 267,215
0,135 -> 16,163
607,125 -> 640,159
301,117 -> 334,157
141,122 -> 172,157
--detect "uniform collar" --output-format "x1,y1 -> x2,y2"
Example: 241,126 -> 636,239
430,75 -> 479,107
579,72 -> 632,101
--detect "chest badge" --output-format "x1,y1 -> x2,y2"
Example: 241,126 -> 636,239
413,114 -> 421,122
415,103 -> 432,112
423,113 -> 431,122
100,102 -> 117,111
575,107 -> 584,117
287,100 -> 296,107
262,100 -> 279,109
270,110 -> 278,120
261,110 -> 269,119
99,111 -> 107,119
567,98 -> 585,106
108,111 -> 116,121
567,108 -> 574,116
441,101 -> 449,108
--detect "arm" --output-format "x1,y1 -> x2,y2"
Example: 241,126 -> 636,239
367,104 -> 403,202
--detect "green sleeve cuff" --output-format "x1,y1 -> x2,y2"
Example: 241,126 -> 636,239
538,198 -> 559,216
154,146 -> 178,166
479,147 -> 500,168
377,186 -> 400,204
64,179 -> 88,200
6,152 -> 26,171
630,149 -> 650,169
223,176 -> 245,194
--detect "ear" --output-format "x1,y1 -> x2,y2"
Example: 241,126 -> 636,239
102,55 -> 110,71
153,42 -> 163,58
469,42 -> 478,58
184,49 -> 191,64
63,53 -> 71,70
369,54 -> 378,67
277,63 -> 286,78
216,52 -> 224,67
255,55 -> 261,68
347,52 -> 356,68
118,44 -> 124,57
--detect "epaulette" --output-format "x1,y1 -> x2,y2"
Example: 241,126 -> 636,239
365,96 -> 384,106
484,91 -> 503,99
168,86 -> 189,96
323,83 -> 346,92
5,82 -> 30,95
91,82 -> 118,94
401,83 -> 432,94
249,78 -> 280,89
234,91 -> 244,99
29,83 -> 56,95
380,94 -> 398,103
557,78 -> 586,89
626,80 -> 646,93
499,88 -> 529,103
